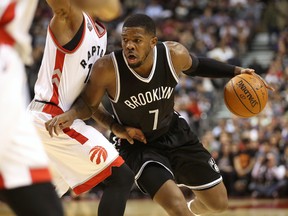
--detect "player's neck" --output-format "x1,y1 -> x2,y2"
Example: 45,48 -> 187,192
133,50 -> 154,78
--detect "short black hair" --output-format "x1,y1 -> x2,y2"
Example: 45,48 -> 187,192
123,14 -> 156,36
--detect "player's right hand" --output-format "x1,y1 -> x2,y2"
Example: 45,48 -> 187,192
45,111 -> 75,137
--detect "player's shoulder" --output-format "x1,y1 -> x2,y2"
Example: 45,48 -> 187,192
163,41 -> 190,72
163,41 -> 188,56
93,54 -> 114,73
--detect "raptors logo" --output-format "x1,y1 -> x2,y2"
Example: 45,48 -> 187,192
89,146 -> 108,165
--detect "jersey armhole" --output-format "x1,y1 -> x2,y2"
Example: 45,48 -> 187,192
48,13 -> 86,54
109,52 -> 120,103
163,42 -> 179,83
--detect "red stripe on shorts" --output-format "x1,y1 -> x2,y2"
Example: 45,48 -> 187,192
0,174 -> 4,189
72,156 -> 124,195
63,127 -> 88,145
30,168 -> 52,183
42,103 -> 89,145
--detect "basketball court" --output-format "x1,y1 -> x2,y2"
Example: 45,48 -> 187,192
1,198 -> 288,216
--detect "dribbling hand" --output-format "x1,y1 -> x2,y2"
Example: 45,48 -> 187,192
239,68 -> 275,91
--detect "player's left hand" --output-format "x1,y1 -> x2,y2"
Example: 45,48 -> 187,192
45,111 -> 75,137
111,123 -> 147,144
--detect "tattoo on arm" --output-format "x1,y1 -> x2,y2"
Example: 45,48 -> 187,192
91,105 -> 115,130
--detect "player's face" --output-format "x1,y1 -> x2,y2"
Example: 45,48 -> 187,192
121,27 -> 157,69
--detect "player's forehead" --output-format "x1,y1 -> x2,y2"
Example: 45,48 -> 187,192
121,27 -> 148,38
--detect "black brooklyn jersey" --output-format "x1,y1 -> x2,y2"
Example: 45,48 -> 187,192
109,42 -> 179,141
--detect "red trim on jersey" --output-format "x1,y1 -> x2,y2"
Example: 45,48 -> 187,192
0,2 -> 16,26
48,14 -> 86,54
54,49 -> 65,73
86,14 -> 106,38
63,128 -> 88,145
0,29 -> 14,45
30,168 -> 52,183
0,174 -> 4,189
0,2 -> 16,45
72,156 -> 124,195
48,49 -> 66,105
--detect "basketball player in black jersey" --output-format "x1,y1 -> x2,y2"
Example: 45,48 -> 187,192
46,14 -> 273,216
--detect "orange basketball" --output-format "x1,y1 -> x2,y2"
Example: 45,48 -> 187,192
224,74 -> 268,118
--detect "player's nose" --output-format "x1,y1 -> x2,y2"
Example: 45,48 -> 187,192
126,41 -> 135,50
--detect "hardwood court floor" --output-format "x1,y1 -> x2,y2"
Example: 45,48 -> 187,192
0,198 -> 288,216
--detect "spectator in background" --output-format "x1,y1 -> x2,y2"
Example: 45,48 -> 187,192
233,137 -> 256,196
216,133 -> 236,196
249,153 -> 286,198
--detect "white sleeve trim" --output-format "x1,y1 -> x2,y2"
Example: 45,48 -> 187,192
163,42 -> 179,83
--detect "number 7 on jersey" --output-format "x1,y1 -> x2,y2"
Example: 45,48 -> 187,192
149,109 -> 159,130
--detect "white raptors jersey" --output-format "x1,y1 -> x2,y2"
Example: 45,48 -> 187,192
0,0 -> 38,65
33,12 -> 107,112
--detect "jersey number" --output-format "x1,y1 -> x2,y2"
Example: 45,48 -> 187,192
84,63 -> 93,83
149,109 -> 159,130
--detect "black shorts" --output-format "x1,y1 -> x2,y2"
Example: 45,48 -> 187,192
116,112 -> 222,193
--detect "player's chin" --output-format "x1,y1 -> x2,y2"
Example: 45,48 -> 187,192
128,62 -> 141,69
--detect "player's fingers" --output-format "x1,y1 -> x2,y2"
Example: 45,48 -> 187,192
133,133 -> 146,143
240,68 -> 254,74
134,129 -> 146,143
122,130 -> 134,144
45,120 -> 51,131
126,135 -> 134,145
252,72 -> 275,91
53,125 -> 59,136
127,128 -> 146,142
133,135 -> 147,144
59,121 -> 70,129
48,125 -> 53,137
48,117 -> 59,137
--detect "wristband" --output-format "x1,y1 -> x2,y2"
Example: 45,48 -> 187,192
183,56 -> 236,78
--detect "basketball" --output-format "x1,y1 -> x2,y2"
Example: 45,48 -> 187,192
224,73 -> 268,118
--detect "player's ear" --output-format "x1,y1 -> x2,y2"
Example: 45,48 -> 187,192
150,36 -> 158,48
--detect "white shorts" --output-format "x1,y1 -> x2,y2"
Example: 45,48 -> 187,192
28,100 -> 124,196
0,45 -> 51,190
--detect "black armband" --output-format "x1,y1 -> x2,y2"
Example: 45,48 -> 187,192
182,53 -> 199,75
183,55 -> 236,78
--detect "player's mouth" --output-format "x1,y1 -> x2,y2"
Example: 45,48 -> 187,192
127,54 -> 138,64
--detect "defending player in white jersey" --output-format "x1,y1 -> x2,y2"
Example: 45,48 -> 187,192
27,1 -> 145,215
0,0 -> 64,215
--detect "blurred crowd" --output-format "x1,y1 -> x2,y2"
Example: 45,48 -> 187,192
27,0 -> 288,199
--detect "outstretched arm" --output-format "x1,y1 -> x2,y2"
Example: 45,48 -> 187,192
165,41 -> 250,78
165,41 -> 274,90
